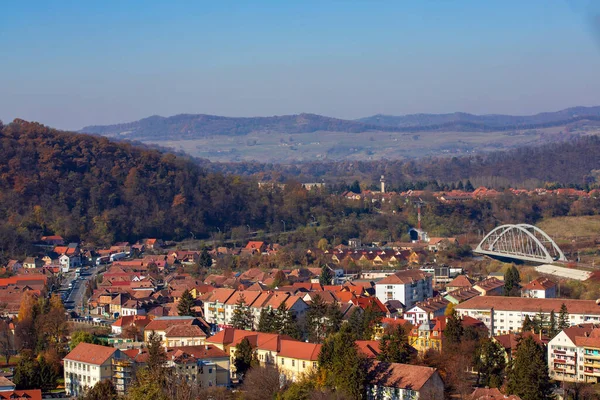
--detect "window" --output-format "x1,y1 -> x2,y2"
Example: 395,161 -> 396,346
313,362 -> 317,368
302,361 -> 306,368
281,359 -> 284,365
292,360 -> 295,367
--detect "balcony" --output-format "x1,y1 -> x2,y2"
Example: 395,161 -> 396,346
584,352 -> 600,360
584,368 -> 600,376
584,361 -> 600,368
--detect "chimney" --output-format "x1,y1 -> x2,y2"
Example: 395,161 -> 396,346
205,344 -> 209,350
380,175 -> 386,193
138,348 -> 142,355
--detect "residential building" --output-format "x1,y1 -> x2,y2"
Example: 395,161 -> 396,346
404,297 -> 449,326
469,388 -> 521,400
473,277 -> 504,296
168,345 -> 231,387
446,275 -> 475,292
547,324 -> 600,383
444,287 -> 480,304
521,277 -> 557,298
277,340 -> 321,382
456,296 -> 600,336
144,316 -> 209,346
366,361 -> 444,400
63,343 -> 126,397
203,288 -> 237,329
59,254 -> 82,273
493,331 -> 548,363
375,270 -> 433,310
408,316 -> 487,354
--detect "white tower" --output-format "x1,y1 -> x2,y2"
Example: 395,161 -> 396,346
380,175 -> 385,193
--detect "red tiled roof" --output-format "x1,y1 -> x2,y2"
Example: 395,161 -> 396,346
470,387 -> 521,400
522,277 -> 556,291
0,390 -> 42,400
456,296 -> 600,315
278,339 -> 321,361
145,317 -> 197,332
447,275 -> 474,288
355,340 -> 380,358
64,343 -> 117,365
164,324 -> 207,338
367,361 -> 438,391
376,270 -> 430,285
167,345 -> 228,359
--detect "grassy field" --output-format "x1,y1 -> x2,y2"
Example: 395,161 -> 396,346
145,125 -> 600,163
538,215 -> 600,240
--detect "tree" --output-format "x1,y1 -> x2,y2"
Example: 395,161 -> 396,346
465,180 -> 475,192
504,265 -> 521,296
506,336 -> 554,400
241,365 -> 282,400
306,295 -> 329,343
444,302 -> 455,316
125,367 -> 168,400
360,304 -> 384,340
70,330 -> 101,351
558,303 -> 570,330
199,248 -> 212,269
79,379 -> 119,400
318,331 -> 367,399
234,337 -> 257,379
230,294 -> 254,330
533,309 -> 547,334
349,180 -> 361,194
0,320 -> 14,364
473,338 -> 506,388
522,315 -> 535,332
12,350 -> 40,389
319,267 -> 333,286
146,331 -> 166,379
177,289 -> 195,317
378,324 -> 411,363
274,302 -> 301,339
257,308 -> 276,333
444,310 -> 464,345
549,311 -> 558,338
317,238 -> 329,251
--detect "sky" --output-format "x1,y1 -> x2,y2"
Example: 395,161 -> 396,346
1,0 -> 600,130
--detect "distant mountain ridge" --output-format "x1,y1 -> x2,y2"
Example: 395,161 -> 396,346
358,106 -> 600,129
80,113 -> 397,140
79,106 -> 600,141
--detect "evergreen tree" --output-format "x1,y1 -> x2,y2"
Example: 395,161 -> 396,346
473,338 -> 506,388
378,324 -> 411,363
504,265 -> 521,296
231,294 -> 254,330
177,289 -> 195,317
457,181 -> 464,190
549,311 -> 558,338
465,180 -> 475,192
146,331 -> 167,379
522,315 -> 535,333
349,180 -> 361,194
558,303 -> 570,330
506,336 -> 554,400
319,267 -> 333,286
306,294 -> 329,343
341,308 -> 364,340
234,337 -> 257,379
444,310 -> 464,345
534,309 -> 547,334
275,302 -> 302,340
199,248 -> 212,269
257,308 -> 276,333
324,303 -> 343,337
318,332 -> 367,399
360,304 -> 384,340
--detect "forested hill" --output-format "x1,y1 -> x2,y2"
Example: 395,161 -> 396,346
207,136 -> 600,188
79,113 -> 400,140
358,106 -> 600,130
0,119 -> 335,254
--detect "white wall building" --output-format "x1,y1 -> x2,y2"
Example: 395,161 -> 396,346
64,343 -> 123,397
375,270 -> 433,310
456,296 -> 600,336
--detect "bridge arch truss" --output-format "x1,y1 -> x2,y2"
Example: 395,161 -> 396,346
474,224 -> 567,264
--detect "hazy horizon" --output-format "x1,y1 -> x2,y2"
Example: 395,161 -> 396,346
1,0 -> 600,130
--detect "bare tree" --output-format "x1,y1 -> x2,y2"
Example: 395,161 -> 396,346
0,321 -> 13,364
241,365 -> 282,400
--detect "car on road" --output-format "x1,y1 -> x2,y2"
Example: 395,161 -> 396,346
92,317 -> 102,323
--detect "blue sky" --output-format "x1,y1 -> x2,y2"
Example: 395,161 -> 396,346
1,0 -> 599,130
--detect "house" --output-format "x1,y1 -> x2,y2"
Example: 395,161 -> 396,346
427,237 -> 458,252
374,270 -> 433,309
444,287 -> 481,304
167,345 -> 231,387
244,241 -> 266,255
0,377 -> 42,400
473,277 -> 504,296
41,235 -> 65,246
408,315 -> 487,354
366,361 -> 444,400
494,331 -> 549,362
456,296 -> 600,336
111,315 -> 152,336
404,297 -> 449,325
63,343 -> 127,396
144,316 -> 209,346
446,275 -> 475,292
164,324 -> 208,347
59,254 -> 82,273
521,277 -> 557,298
22,257 -> 43,269
203,288 -> 237,329
142,238 -> 163,250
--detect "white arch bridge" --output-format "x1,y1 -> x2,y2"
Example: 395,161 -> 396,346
474,224 -> 567,264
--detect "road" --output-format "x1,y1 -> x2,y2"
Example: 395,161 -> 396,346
62,264 -> 102,316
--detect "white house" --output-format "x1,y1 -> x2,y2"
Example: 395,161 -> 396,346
375,270 -> 433,310
366,361 -> 444,400
547,323 -> 600,384
59,254 -> 82,273
521,277 -> 557,298
404,297 -> 449,326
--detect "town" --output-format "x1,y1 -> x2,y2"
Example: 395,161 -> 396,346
1,200 -> 600,400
